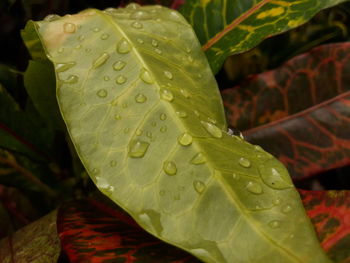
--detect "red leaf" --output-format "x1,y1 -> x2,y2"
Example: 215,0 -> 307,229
299,189 -> 350,263
57,199 -> 199,263
222,43 -> 350,179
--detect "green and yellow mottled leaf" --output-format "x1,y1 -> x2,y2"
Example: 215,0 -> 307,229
180,0 -> 349,73
23,4 -> 331,263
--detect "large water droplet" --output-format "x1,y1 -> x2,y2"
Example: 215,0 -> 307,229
238,157 -> 251,168
282,204 -> 292,213
96,176 -> 109,189
159,113 -> 167,121
56,62 -> 76,72
163,161 -> 177,175
131,21 -> 143,29
113,61 -> 126,71
135,93 -> 147,103
116,75 -> 127,84
201,121 -> 222,138
259,158 -> 293,190
64,75 -> 79,84
93,52 -> 110,68
160,89 -> 174,102
177,132 -> 193,146
164,71 -> 173,79
130,10 -> 151,19
140,68 -> 154,84
151,39 -> 158,47
268,220 -> 281,229
63,23 -> 76,33
193,180 -> 205,194
246,181 -> 263,194
97,89 -> 108,98
117,38 -> 131,54
190,152 -> 205,165
128,140 -> 150,158
101,33 -> 109,40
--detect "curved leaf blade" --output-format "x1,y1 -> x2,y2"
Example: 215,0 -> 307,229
180,0 -> 349,73
24,5 -> 331,262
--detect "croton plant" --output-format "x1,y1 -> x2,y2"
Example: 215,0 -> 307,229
0,0 -> 350,262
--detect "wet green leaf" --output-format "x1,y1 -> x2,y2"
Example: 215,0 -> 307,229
23,5 -> 331,263
180,0 -> 349,73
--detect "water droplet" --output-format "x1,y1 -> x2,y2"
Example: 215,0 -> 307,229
146,131 -> 152,138
96,176 -> 109,189
124,127 -> 130,134
116,75 -> 127,84
259,159 -> 293,190
238,157 -> 251,168
155,48 -> 162,54
126,3 -> 140,9
137,38 -> 144,44
44,14 -> 60,21
136,129 -> 142,136
113,61 -> 126,71
197,73 -> 202,78
135,93 -> 147,103
140,68 -> 154,84
193,180 -> 205,194
93,52 -> 110,68
274,199 -> 281,205
93,27 -> 100,32
151,122 -> 157,127
117,38 -> 131,54
74,44 -> 82,49
110,160 -> 117,167
103,76 -> 110,81
177,132 -> 193,146
56,62 -> 76,72
160,89 -> 174,102
97,89 -> 108,98
268,220 -> 281,229
194,110 -> 200,116
190,152 -> 205,165
246,181 -> 263,194
114,115 -> 122,120
128,140 -> 150,158
188,56 -> 194,63
164,71 -> 173,79
159,190 -> 165,196
92,168 -> 100,175
200,121 -> 222,138
130,10 -> 151,19
151,39 -> 158,47
101,33 -> 109,40
160,126 -> 167,133
78,35 -> 85,41
169,11 -> 182,21
180,89 -> 190,98
131,21 -> 143,29
232,173 -> 240,180
159,113 -> 167,121
163,161 -> 177,175
64,75 -> 79,84
63,23 -> 76,33
282,204 -> 292,213
175,111 -> 187,118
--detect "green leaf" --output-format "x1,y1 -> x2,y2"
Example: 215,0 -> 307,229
180,0 -> 349,73
23,5 -> 332,263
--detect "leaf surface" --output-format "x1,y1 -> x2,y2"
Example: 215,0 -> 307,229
24,5 -> 331,262
180,0 -> 349,73
58,199 -> 200,263
221,43 -> 350,179
300,190 -> 350,263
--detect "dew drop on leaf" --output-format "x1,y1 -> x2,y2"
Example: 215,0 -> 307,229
200,121 -> 222,138
259,159 -> 293,190
146,131 -> 152,138
92,168 -> 100,175
140,68 -> 154,84
137,38 -> 144,44
160,89 -> 174,102
282,204 -> 292,213
136,129 -> 142,136
64,75 -> 79,84
268,220 -> 281,229
74,44 -> 82,49
246,181 -> 263,194
190,152 -> 206,165
160,126 -> 167,133
103,76 -> 110,81
110,160 -> 117,167
114,114 -> 122,120
130,10 -> 150,19
56,62 -> 76,72
128,140 -> 150,158
164,70 -> 173,79
159,190 -> 165,196
193,180 -> 205,194
163,161 -> 177,175
155,48 -> 162,54
232,173 -> 240,180
177,132 -> 193,146
93,52 -> 110,68
101,33 -> 109,40
96,176 -> 109,189
180,89 -> 190,98
116,75 -> 127,84
78,35 -> 85,41
176,111 -> 187,118
131,21 -> 143,29
113,61 -> 126,71
159,113 -> 167,121
117,38 -> 131,54
63,22 -> 76,33
238,157 -> 251,168
97,89 -> 108,98
151,39 -> 158,47
44,14 -> 60,22
135,93 -> 147,103
122,103 -> 128,108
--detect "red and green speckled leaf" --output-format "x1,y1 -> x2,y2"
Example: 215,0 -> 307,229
57,199 -> 199,263
180,0 -> 348,73
222,43 -> 350,179
0,210 -> 60,263
299,190 -> 350,263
